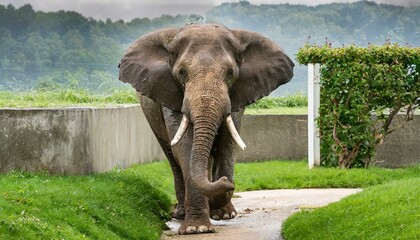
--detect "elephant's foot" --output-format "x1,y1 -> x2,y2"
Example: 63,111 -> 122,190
210,201 -> 237,220
171,203 -> 185,220
179,217 -> 215,234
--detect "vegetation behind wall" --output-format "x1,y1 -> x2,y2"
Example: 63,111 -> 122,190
1,2 -> 419,95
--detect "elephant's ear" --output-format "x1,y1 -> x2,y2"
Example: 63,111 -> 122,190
118,28 -> 183,111
229,30 -> 294,112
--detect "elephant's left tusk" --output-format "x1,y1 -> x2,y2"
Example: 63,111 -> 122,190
171,114 -> 189,146
226,115 -> 246,150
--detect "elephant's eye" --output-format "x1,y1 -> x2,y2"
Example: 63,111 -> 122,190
179,68 -> 188,82
227,68 -> 234,78
226,68 -> 235,86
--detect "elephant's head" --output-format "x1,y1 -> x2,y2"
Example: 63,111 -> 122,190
119,24 -> 294,197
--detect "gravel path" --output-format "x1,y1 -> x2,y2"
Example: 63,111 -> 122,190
161,188 -> 362,240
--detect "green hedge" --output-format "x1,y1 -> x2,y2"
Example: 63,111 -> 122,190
297,44 -> 420,168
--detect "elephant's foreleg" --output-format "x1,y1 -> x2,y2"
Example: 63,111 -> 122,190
139,96 -> 186,218
178,178 -> 215,234
160,107 -> 190,220
209,110 -> 244,220
167,159 -> 185,219
162,109 -> 216,234
209,136 -> 236,220
166,123 -> 214,233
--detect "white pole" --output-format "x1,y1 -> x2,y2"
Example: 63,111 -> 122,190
308,63 -> 321,168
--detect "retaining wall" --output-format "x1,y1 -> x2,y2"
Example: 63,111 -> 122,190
0,105 -> 164,174
237,115 -> 308,162
1,105 -> 418,174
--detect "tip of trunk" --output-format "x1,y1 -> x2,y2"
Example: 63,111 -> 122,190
192,176 -> 234,197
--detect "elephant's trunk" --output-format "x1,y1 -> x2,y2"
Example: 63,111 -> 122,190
184,73 -> 235,197
189,113 -> 235,197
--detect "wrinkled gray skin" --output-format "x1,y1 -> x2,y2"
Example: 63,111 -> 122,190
119,24 -> 294,235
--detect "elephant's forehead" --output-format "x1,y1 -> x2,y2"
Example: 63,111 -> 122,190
181,24 -> 229,34
173,24 -> 233,44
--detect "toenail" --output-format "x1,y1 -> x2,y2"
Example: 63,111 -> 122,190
198,225 -> 208,232
186,226 -> 196,233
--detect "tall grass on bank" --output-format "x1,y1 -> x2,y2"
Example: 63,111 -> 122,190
247,93 -> 307,108
0,90 -> 308,114
0,89 -> 138,108
0,169 -> 171,240
245,93 -> 308,114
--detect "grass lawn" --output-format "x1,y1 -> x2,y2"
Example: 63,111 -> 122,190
1,160 -> 419,239
282,177 -> 420,240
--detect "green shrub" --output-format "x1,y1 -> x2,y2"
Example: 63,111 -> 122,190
297,44 -> 420,168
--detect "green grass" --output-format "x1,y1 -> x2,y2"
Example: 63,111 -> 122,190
282,177 -> 420,240
234,160 -> 420,191
248,93 -> 308,108
0,169 -> 171,240
0,89 -> 138,108
244,106 -> 307,115
129,160 -> 420,196
1,160 -> 419,239
0,90 -> 308,115
245,93 -> 307,115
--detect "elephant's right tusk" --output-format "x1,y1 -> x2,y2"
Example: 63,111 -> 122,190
226,115 -> 246,150
171,114 -> 189,146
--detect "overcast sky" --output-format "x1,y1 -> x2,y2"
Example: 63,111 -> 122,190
0,0 -> 419,21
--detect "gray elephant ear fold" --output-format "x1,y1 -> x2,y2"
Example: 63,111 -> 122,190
229,30 -> 294,112
118,28 -> 183,112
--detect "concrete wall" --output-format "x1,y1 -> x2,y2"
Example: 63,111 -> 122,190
237,114 -> 420,168
0,105 -> 164,174
237,115 -> 308,162
374,115 -> 420,168
1,105 -> 418,174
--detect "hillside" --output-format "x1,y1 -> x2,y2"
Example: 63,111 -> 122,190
0,1 -> 418,95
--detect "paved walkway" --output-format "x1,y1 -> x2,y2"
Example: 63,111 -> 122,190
162,188 -> 362,240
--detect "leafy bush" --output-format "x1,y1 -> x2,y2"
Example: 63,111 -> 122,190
297,44 -> 420,168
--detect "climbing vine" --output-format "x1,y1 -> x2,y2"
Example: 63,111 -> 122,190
297,44 -> 420,168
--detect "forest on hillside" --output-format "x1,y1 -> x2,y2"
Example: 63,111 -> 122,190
0,1 -> 419,95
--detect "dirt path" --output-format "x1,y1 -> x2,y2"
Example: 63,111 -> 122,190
161,188 -> 362,240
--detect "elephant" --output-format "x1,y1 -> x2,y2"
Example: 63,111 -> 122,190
118,24 -> 294,234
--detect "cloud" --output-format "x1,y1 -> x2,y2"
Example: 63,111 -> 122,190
80,2 -> 215,20
0,0 -> 418,21
0,0 -> 217,20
